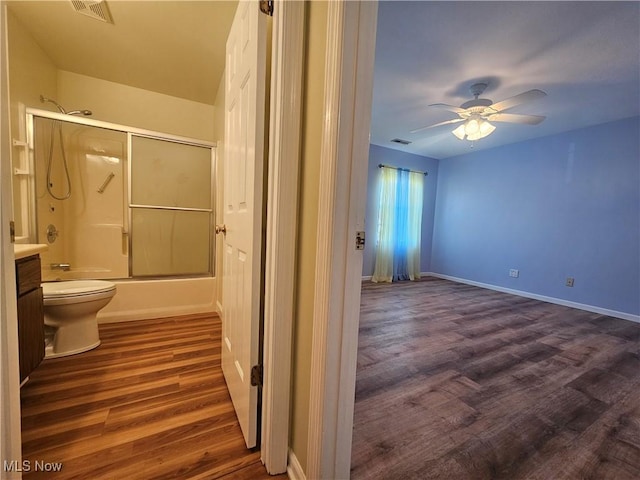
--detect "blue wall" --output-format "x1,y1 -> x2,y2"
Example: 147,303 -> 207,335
431,116 -> 640,316
364,117 -> 639,317
363,144 -> 439,276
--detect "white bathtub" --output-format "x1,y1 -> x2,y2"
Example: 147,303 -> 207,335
97,277 -> 217,323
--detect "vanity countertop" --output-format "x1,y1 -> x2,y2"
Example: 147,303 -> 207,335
14,244 -> 49,260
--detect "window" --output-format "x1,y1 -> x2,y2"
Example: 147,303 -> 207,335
372,166 -> 424,282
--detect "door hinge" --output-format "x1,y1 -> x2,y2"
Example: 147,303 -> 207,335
9,221 -> 15,243
259,0 -> 273,16
355,231 -> 365,250
251,364 -> 263,387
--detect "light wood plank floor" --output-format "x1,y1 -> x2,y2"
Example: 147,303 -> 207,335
20,314 -> 285,480
351,277 -> 640,479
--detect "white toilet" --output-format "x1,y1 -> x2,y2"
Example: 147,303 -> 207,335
42,280 -> 117,359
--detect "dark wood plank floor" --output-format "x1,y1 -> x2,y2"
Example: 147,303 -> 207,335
351,277 -> 640,480
20,314 -> 284,480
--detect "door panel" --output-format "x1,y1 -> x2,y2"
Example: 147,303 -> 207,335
221,0 -> 267,449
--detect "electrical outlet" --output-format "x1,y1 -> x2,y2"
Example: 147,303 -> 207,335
566,277 -> 575,287
509,269 -> 519,278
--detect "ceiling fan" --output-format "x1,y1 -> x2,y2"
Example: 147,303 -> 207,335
411,83 -> 547,141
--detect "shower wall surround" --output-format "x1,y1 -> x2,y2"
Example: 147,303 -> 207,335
34,117 -> 128,281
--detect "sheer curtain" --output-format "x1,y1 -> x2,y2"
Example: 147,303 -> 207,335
372,167 -> 424,282
371,167 -> 397,282
406,171 -> 424,280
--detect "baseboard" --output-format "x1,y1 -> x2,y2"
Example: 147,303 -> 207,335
287,449 -> 306,480
427,272 -> 640,323
361,272 -> 431,282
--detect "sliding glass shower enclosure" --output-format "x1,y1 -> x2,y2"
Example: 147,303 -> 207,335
25,109 -> 215,281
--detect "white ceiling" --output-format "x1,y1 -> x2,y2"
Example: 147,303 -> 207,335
371,1 -> 640,159
7,1 -> 639,160
7,0 -> 238,105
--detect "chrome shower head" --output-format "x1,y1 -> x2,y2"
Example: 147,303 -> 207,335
40,95 -> 91,116
67,110 -> 93,116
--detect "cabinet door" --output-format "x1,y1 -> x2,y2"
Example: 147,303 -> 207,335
17,287 -> 45,382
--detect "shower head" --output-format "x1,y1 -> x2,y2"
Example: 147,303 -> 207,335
67,110 -> 93,116
40,95 -> 92,116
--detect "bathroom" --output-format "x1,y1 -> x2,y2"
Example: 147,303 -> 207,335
6,1 -> 236,324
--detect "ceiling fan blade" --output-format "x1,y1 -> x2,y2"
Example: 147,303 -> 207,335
410,118 -> 464,134
428,103 -> 467,114
487,113 -> 546,125
486,89 -> 547,113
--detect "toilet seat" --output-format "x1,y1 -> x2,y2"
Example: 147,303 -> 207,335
42,280 -> 116,299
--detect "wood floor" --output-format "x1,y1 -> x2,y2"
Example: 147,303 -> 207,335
351,277 -> 640,480
20,314 -> 283,480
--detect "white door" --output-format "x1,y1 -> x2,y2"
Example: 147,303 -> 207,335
221,1 -> 267,449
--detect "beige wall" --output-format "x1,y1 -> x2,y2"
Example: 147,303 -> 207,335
289,0 -> 327,471
7,9 -> 57,239
57,70 -> 215,142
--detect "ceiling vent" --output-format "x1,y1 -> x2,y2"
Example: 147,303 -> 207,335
70,0 -> 114,24
391,138 -> 412,145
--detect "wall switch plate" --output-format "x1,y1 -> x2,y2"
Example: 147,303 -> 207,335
509,269 -> 519,278
566,277 -> 575,287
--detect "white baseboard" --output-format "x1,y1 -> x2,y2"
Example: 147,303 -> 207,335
427,272 -> 640,324
287,449 -> 306,480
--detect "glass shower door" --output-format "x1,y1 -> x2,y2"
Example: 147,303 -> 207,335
130,135 -> 214,277
32,117 -> 128,280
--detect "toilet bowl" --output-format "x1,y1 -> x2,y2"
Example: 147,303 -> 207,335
42,280 -> 116,359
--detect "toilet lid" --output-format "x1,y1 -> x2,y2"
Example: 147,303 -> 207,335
42,280 -> 116,298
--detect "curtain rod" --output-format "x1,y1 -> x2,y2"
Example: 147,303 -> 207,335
378,164 -> 428,176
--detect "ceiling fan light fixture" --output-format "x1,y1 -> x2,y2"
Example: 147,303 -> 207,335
465,118 -> 480,135
424,84 -> 547,143
479,120 -> 496,137
452,124 -> 466,140
451,118 -> 496,141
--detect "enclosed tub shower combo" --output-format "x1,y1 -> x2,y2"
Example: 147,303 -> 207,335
15,98 -> 216,357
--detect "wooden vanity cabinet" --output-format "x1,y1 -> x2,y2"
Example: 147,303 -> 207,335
16,254 -> 45,383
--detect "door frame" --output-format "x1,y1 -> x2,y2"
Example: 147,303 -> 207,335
0,1 -> 24,474
261,0 -> 305,474
306,2 -> 378,479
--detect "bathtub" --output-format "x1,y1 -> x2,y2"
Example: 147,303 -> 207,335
41,259 -> 217,323
95,277 -> 217,323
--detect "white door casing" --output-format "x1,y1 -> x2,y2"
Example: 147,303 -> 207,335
1,1 -> 24,474
261,0 -> 305,474
221,0 -> 267,449
306,1 -> 378,479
